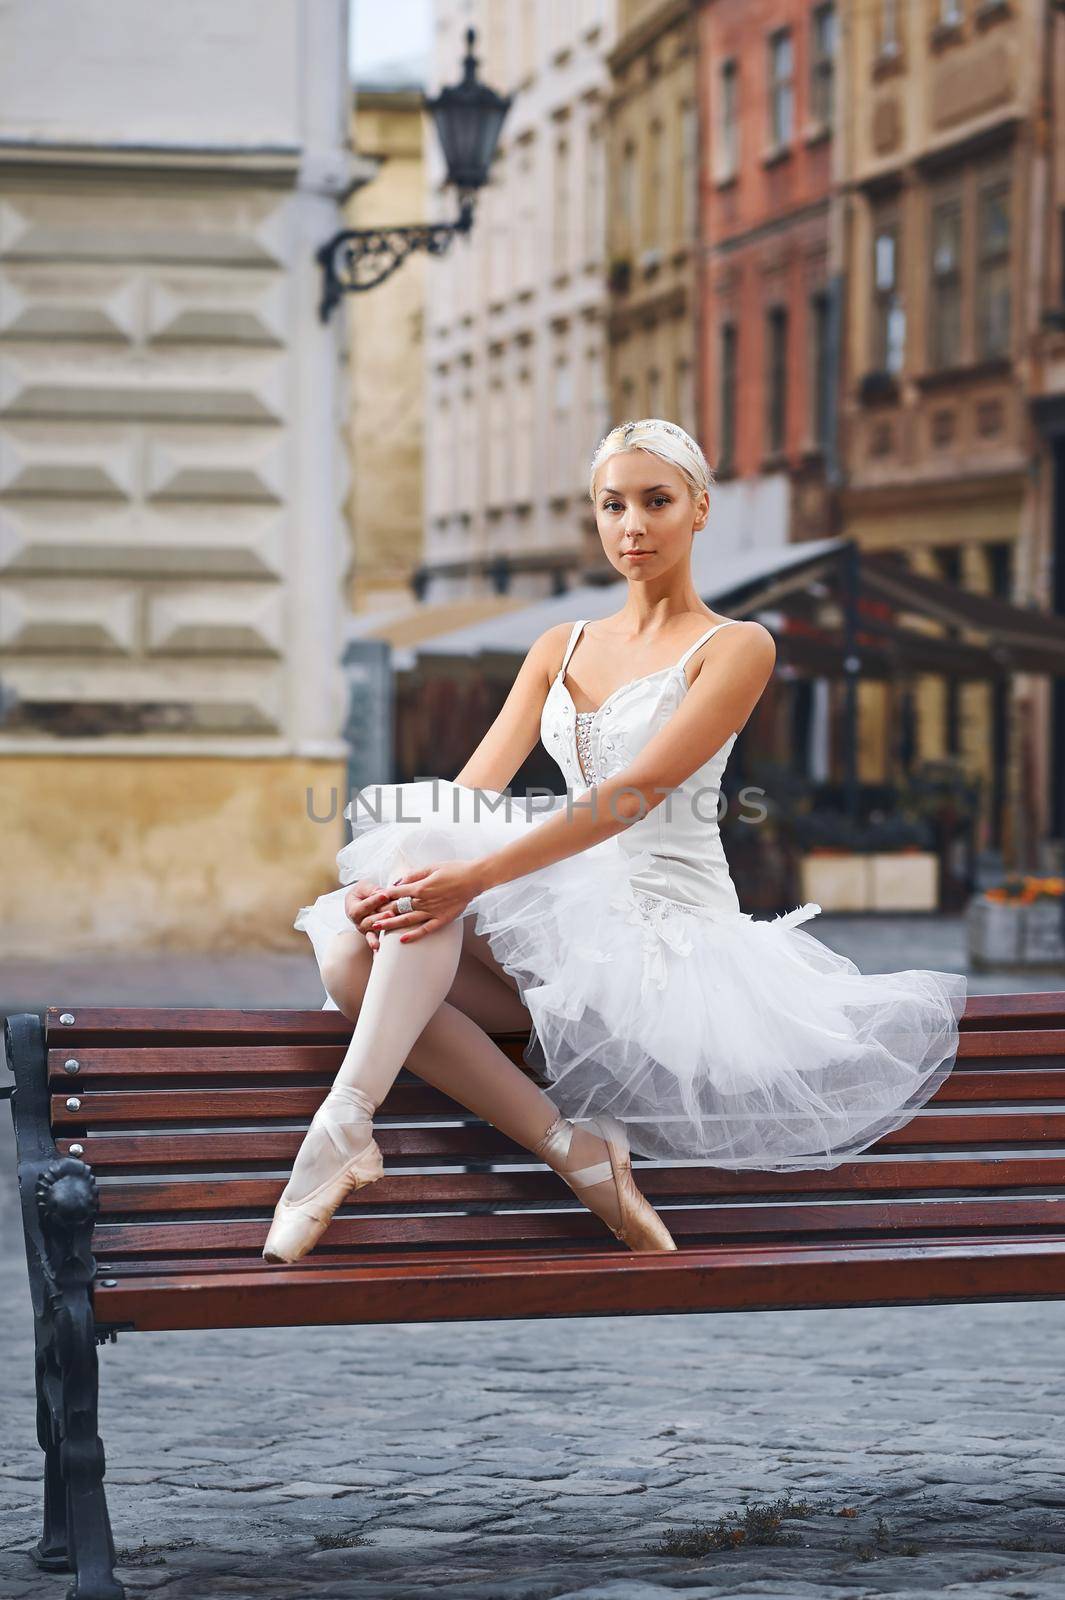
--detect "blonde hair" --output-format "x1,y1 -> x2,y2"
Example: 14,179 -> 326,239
589,417 -> 713,508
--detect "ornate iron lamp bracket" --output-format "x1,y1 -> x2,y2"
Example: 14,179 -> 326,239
316,195 -> 474,322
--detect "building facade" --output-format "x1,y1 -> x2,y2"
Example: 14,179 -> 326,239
697,0 -> 838,584
422,0 -> 617,599
604,0 -> 700,493
837,0 -> 1039,850
1025,0 -> 1065,855
0,0 -> 356,955
347,84 -> 428,613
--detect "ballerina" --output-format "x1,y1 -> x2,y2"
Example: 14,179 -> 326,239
264,416 -> 967,1264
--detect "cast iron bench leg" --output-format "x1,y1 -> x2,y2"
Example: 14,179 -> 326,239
31,1158 -> 125,1600
32,1336 -> 69,1572
51,1267 -> 124,1600
6,1016 -> 125,1600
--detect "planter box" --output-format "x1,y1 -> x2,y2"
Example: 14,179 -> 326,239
967,896 -> 1065,968
867,851 -> 939,911
966,898 -> 1023,966
1022,901 -> 1065,964
799,851 -> 939,912
799,853 -> 869,911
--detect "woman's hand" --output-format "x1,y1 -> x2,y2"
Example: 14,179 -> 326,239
370,861 -> 485,943
343,880 -> 391,953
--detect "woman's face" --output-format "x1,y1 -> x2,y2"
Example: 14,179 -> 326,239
592,449 -> 708,582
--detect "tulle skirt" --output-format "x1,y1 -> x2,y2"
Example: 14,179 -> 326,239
294,780 -> 969,1171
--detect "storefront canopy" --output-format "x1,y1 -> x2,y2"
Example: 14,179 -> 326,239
859,552 -> 1065,676
414,537 -> 848,667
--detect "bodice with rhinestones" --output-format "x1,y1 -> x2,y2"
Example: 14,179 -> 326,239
574,709 -> 600,785
539,617 -> 745,912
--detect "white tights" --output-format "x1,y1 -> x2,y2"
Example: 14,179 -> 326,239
280,915 -> 626,1233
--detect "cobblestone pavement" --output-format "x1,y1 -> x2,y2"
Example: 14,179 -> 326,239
2,919 -> 1064,1600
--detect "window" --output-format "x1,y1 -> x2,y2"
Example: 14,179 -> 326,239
810,290 -> 831,448
553,135 -> 570,276
485,180 -> 506,305
648,366 -> 663,418
719,323 -> 737,470
765,306 -> 788,457
430,391 -> 453,519
720,59 -> 739,177
620,140 -> 637,249
934,544 -> 961,587
977,179 -> 1011,359
939,0 -> 963,24
986,540 -> 1013,600
548,0 -> 567,58
879,0 -> 900,56
486,354 -> 509,506
514,139 -> 537,293
585,120 -> 604,266
676,357 -> 695,435
873,219 -> 905,374
457,382 -> 476,512
811,5 -> 836,128
648,120 -> 665,249
552,356 -> 573,494
933,545 -> 962,755
930,197 -> 962,369
768,29 -> 794,148
588,357 -> 609,451
519,0 -> 537,78
514,366 -> 534,503
680,99 -> 698,241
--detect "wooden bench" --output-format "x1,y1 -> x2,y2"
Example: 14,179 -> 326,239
5,990 -> 1065,1600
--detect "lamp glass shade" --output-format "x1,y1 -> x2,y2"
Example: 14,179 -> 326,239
424,30 -> 511,191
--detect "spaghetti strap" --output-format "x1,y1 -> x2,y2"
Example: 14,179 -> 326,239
558,619 -> 588,678
676,618 -> 744,674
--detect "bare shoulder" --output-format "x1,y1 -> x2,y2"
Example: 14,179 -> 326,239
724,618 -> 776,663
526,620 -> 580,676
691,618 -> 775,681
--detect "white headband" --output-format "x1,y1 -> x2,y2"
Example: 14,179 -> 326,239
589,418 -> 712,503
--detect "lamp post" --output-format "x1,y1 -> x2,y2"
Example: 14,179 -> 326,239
316,27 -> 511,322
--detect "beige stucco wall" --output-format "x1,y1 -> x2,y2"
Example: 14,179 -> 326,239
0,0 -> 355,957
0,756 -> 346,957
348,88 -> 427,612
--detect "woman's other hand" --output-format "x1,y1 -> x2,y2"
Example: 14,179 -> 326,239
371,861 -> 485,943
343,880 -> 390,952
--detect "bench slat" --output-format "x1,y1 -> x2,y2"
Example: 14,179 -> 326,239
89,1233 -> 1065,1330
52,1110 -> 1065,1166
45,1029 -> 1065,1090
44,1005 -> 531,1047
91,1154 -> 1065,1217
88,1192 -> 1065,1261
47,1067 -> 1065,1129
42,993 -> 1065,1048
83,1225 -> 1065,1281
49,1083 -> 494,1126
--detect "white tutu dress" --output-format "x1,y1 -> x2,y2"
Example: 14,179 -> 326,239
295,618 -> 968,1171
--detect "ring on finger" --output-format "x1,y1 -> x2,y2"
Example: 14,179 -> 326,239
395,894 -> 415,915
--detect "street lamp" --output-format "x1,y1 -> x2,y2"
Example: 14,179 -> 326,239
317,26 -> 512,322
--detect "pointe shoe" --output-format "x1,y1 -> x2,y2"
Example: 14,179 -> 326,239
533,1112 -> 678,1253
262,1084 -> 384,1265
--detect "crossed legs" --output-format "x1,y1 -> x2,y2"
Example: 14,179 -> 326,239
273,914 -> 630,1239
